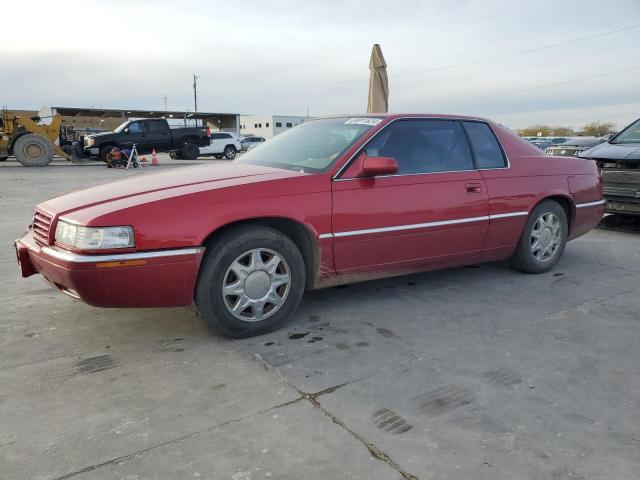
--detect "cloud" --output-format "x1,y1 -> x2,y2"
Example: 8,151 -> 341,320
2,0 -> 639,127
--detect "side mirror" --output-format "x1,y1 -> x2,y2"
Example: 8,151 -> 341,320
362,153 -> 398,177
124,128 -> 130,134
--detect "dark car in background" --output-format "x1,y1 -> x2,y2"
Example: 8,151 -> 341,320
530,140 -> 553,151
241,136 -> 266,151
545,137 -> 605,157
580,118 -> 640,216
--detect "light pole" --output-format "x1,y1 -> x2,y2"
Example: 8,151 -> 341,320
193,74 -> 199,113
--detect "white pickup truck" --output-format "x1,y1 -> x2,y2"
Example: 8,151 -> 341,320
198,132 -> 242,159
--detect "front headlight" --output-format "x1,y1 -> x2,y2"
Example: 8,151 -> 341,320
86,138 -> 95,146
55,220 -> 135,250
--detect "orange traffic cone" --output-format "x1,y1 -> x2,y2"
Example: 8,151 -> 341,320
151,149 -> 158,166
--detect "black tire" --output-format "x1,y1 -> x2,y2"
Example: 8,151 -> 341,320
195,226 -> 306,338
13,134 -> 53,167
214,154 -> 223,159
223,145 -> 237,159
99,145 -> 116,162
509,200 -> 568,274
181,142 -> 200,160
0,156 -> 8,162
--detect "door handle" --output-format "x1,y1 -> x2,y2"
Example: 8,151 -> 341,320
465,183 -> 482,193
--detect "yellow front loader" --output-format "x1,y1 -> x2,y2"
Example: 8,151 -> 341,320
0,108 -> 81,167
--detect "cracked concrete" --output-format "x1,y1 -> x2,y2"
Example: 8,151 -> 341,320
1,158 -> 640,479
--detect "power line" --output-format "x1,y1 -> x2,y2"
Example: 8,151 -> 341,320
315,23 -> 640,86
406,66 -> 640,108
390,23 -> 640,79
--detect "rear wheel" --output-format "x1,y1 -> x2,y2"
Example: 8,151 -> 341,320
181,142 -> 200,160
13,134 -> 53,167
223,145 -> 237,159
509,200 -> 568,273
195,226 -> 306,338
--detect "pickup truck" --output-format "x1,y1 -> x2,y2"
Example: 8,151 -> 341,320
83,118 -> 211,161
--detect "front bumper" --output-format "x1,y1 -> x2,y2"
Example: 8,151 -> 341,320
84,146 -> 100,156
14,229 -> 204,308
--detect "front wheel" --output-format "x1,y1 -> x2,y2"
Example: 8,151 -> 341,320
223,145 -> 237,159
195,226 -> 306,338
509,200 -> 568,274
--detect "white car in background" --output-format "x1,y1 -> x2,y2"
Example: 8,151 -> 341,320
199,132 -> 242,159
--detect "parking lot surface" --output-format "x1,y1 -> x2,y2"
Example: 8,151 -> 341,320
1,156 -> 639,480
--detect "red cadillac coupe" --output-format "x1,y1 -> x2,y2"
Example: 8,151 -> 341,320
15,115 -> 605,337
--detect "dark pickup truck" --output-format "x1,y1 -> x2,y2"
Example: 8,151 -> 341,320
83,118 -> 211,161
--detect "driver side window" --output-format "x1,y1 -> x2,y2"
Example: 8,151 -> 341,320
366,119 -> 474,175
128,122 -> 144,134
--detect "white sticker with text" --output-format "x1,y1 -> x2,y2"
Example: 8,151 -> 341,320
344,118 -> 382,126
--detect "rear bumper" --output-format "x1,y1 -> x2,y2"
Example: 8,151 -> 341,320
14,230 -> 204,308
569,199 -> 607,239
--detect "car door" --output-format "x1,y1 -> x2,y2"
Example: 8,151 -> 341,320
124,120 -> 146,150
144,120 -> 171,151
331,118 -> 489,272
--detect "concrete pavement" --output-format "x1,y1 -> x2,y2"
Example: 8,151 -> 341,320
1,158 -> 639,479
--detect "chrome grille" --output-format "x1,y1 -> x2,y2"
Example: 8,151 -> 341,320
604,186 -> 640,199
33,209 -> 53,245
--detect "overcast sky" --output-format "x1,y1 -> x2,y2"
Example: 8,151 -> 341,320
3,0 -> 639,129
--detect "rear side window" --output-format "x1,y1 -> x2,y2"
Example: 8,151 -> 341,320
462,121 -> 507,169
146,121 -> 166,132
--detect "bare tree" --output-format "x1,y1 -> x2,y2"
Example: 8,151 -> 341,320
580,121 -> 616,137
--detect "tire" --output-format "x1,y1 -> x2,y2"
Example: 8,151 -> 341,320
99,145 -> 115,162
0,156 -> 8,162
509,200 -> 568,274
195,226 -> 306,338
13,134 -> 53,167
223,145 -> 237,159
181,142 -> 200,160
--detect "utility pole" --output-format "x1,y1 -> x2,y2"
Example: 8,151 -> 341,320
193,74 -> 199,113
163,94 -> 167,112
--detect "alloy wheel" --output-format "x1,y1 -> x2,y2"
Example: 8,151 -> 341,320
530,212 -> 562,263
222,248 -> 291,322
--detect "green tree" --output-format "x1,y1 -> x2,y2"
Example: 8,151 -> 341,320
581,121 -> 616,137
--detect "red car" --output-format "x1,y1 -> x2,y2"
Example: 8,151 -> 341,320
15,114 -> 605,337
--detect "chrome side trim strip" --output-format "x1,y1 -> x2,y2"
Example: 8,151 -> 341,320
576,199 -> 606,208
317,211 -> 529,239
489,211 -> 529,219
42,246 -> 204,263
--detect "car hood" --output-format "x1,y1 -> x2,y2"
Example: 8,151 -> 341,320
39,163 -> 305,216
580,142 -> 640,162
85,131 -> 116,140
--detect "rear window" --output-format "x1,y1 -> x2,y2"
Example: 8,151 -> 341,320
462,121 -> 507,169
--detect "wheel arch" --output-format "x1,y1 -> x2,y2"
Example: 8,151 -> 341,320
532,194 -> 575,233
200,217 -> 320,290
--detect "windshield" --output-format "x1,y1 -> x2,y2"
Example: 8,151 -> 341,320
236,117 -> 381,172
113,121 -> 130,133
611,119 -> 640,144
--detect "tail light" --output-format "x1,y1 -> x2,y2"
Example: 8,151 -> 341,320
206,127 -> 211,137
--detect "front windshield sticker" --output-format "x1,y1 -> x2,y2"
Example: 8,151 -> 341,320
344,118 -> 382,126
